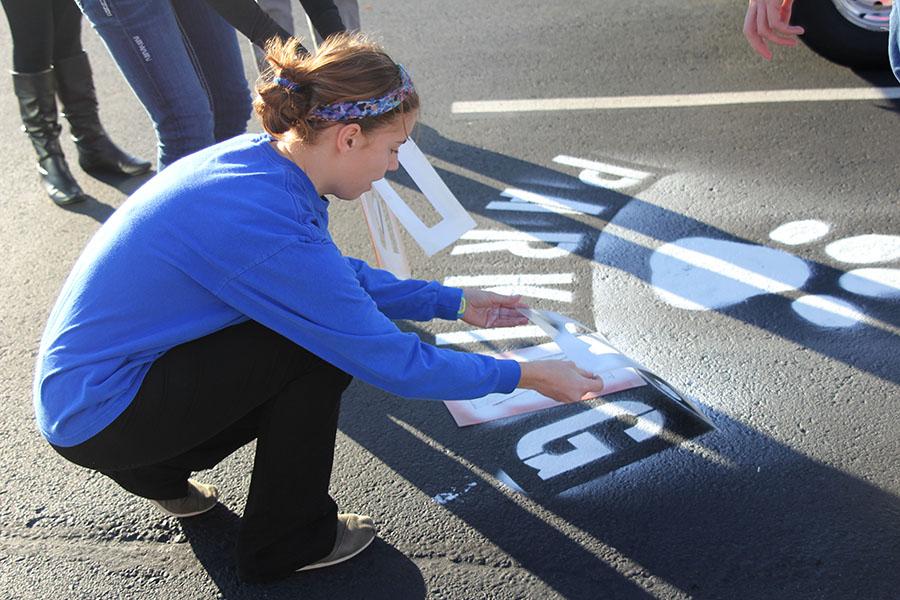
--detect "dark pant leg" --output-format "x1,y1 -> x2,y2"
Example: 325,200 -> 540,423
98,401 -> 266,499
1,0 -> 55,72
237,362 -> 349,581
51,0 -> 84,62
54,321 -> 352,579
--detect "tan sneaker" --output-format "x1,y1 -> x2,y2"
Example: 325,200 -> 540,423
148,479 -> 218,518
297,514 -> 376,571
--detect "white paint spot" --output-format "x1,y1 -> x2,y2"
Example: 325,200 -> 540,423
790,295 -> 865,328
825,234 -> 900,264
432,482 -> 477,505
768,220 -> 831,245
839,268 -> 900,298
649,238 -> 810,310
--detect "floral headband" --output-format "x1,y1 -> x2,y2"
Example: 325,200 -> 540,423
275,65 -> 415,122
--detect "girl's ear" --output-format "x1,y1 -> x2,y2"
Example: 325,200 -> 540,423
335,123 -> 363,153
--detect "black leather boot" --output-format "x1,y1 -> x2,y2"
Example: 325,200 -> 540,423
12,69 -> 87,206
54,52 -> 151,177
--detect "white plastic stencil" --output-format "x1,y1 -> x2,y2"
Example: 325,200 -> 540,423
370,139 -> 476,256
443,333 -> 646,427
443,309 -> 713,429
360,191 -> 411,279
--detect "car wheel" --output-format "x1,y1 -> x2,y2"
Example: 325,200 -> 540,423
791,0 -> 892,69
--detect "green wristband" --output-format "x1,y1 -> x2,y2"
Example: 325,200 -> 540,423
456,295 -> 467,319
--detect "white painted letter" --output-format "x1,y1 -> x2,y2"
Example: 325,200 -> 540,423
485,188 -> 605,216
553,155 -> 653,190
451,230 -> 585,259
517,401 -> 664,480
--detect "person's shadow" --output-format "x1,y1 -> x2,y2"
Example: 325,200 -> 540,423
62,169 -> 156,223
851,67 -> 900,114
391,124 -> 898,387
180,505 -> 426,599
335,379 -> 900,600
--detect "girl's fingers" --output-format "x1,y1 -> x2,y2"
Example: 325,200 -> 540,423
744,5 -> 772,59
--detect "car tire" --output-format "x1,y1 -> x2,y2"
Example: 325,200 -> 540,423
791,0 -> 891,69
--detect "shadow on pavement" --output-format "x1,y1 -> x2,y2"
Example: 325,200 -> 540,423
86,167 -> 156,197
60,194 -> 117,223
181,504 -> 426,599
60,169 -> 156,224
401,125 -> 899,386
851,68 -> 900,113
337,381 -> 900,600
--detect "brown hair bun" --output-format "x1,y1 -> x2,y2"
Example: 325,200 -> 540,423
254,33 -> 419,144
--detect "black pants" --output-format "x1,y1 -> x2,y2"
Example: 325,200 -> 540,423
52,321 -> 353,582
0,0 -> 83,73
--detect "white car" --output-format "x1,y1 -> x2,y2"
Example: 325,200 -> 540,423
793,0 -> 892,68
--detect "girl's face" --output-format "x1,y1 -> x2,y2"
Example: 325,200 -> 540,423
333,110 -> 418,200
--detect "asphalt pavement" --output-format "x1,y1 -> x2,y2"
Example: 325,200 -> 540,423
1,1 -> 898,599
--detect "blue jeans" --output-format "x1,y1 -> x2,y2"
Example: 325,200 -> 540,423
78,0 -> 251,168
891,3 -> 900,84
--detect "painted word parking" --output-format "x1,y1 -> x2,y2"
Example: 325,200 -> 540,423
430,153 -> 712,496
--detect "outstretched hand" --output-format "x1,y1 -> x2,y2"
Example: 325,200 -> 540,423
519,360 -> 605,404
459,288 -> 530,328
743,0 -> 804,60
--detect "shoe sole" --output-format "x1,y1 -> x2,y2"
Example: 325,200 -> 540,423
297,533 -> 375,571
150,500 -> 218,518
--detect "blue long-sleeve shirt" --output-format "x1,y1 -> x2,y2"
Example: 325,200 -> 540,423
34,134 -> 521,447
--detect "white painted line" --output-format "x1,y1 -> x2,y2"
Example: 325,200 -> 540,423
488,188 -> 605,216
791,294 -> 866,328
444,274 -> 575,302
435,325 -> 546,346
460,230 -> 583,242
482,286 -> 573,302
452,87 -> 900,114
553,156 -> 652,180
444,273 -> 574,286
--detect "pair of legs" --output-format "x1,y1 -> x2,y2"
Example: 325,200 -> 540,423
1,0 -> 150,205
77,0 -> 252,169
250,0 -> 360,70
53,321 -> 353,582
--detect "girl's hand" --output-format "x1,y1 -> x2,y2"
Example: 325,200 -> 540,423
459,288 -> 530,328
518,360 -> 605,404
743,0 -> 804,61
